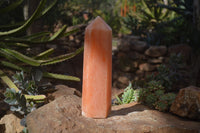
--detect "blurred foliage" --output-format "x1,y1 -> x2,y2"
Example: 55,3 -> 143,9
0,0 -> 83,103
147,53 -> 185,91
157,0 -> 200,48
148,64 -> 173,90
122,0 -> 176,45
134,0 -> 175,31
42,0 -> 122,35
42,0 -> 85,28
2,0 -> 199,43
139,80 -> 176,112
0,0 -> 24,28
122,0 -> 200,47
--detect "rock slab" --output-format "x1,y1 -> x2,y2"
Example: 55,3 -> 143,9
139,63 -> 156,72
27,94 -> 200,133
0,114 -> 24,133
47,85 -> 81,102
145,46 -> 167,57
130,41 -> 148,53
170,86 -> 200,120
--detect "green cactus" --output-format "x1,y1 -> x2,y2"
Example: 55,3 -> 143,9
0,0 -> 46,36
0,0 -> 83,103
116,82 -> 141,105
122,88 -> 135,104
0,0 -> 82,80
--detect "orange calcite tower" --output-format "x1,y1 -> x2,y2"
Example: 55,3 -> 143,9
82,16 -> 112,118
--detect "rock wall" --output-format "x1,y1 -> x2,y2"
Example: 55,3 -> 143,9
112,35 -> 192,89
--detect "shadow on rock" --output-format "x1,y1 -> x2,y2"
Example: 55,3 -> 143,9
109,102 -> 150,117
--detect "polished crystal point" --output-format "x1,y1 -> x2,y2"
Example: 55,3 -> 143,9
82,16 -> 112,118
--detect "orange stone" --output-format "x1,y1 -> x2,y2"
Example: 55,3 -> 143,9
82,16 -> 112,118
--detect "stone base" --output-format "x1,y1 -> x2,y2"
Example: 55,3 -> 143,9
27,94 -> 200,133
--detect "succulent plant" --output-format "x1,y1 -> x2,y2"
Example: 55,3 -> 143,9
4,88 -> 36,115
139,80 -> 176,112
115,82 -> 141,105
147,53 -> 186,91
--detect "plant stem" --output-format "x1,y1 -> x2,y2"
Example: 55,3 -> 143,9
0,69 -> 46,101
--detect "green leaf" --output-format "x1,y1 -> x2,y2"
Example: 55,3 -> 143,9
43,72 -> 80,81
0,0 -> 56,31
1,49 -> 42,66
49,25 -> 67,41
38,0 -> 57,18
124,82 -> 132,91
34,48 -> 54,60
0,0 -> 46,36
1,28 -> 77,44
141,0 -> 154,19
4,88 -> 17,105
11,43 -> 29,47
0,61 -> 26,71
22,31 -> 51,40
0,69 -> 20,92
0,21 -> 24,29
22,127 -> 28,133
41,46 -> 83,66
0,0 -> 24,14
159,10 -> 169,20
24,94 -> 46,101
60,28 -> 79,38
0,49 -> 17,61
115,95 -> 122,104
